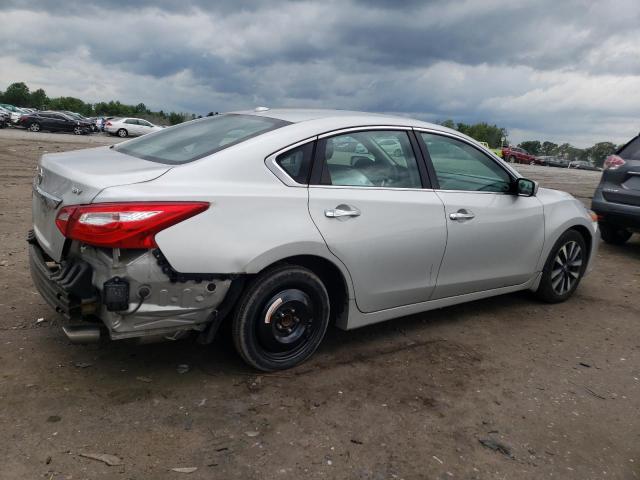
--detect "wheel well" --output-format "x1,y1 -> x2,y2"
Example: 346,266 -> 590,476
569,225 -> 592,259
271,255 -> 349,326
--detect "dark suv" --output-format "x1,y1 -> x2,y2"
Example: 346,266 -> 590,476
17,111 -> 92,135
591,134 -> 640,244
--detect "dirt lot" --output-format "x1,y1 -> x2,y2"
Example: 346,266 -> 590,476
1,129 -> 639,480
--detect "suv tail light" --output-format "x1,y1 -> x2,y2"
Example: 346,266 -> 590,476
603,155 -> 626,170
55,202 -> 209,249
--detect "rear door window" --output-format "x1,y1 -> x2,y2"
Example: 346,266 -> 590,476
116,114 -> 290,165
318,130 -> 422,188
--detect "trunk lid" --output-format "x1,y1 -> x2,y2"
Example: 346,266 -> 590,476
32,146 -> 171,261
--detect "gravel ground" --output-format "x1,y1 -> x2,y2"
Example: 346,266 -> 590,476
1,129 -> 639,480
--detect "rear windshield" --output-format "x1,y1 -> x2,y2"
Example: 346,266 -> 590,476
115,114 -> 290,164
618,135 -> 640,160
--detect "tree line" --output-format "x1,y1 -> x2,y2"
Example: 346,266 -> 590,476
440,119 -> 618,167
0,82 -> 193,126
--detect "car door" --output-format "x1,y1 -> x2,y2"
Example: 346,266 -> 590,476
308,128 -> 447,313
137,119 -> 155,135
123,119 -> 140,135
417,131 -> 545,299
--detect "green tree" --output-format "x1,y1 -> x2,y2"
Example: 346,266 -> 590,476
439,119 -> 455,129
587,142 -> 617,167
48,96 -> 92,116
29,88 -> 49,109
168,112 -> 184,125
518,141 -> 541,155
456,122 -> 507,148
540,141 -> 558,156
3,82 -> 30,106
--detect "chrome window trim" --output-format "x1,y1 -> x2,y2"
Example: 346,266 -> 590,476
309,185 -> 435,193
318,125 -> 412,139
264,136 -> 318,187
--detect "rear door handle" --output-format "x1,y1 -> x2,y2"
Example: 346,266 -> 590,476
449,209 -> 475,221
325,204 -> 361,218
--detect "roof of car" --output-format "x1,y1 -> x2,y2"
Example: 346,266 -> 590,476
231,108 -> 446,130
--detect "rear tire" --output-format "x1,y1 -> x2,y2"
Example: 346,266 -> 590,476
232,265 -> 330,371
73,126 -> 82,135
117,128 -> 128,138
508,155 -> 516,163
599,222 -> 632,245
535,230 -> 587,303
29,122 -> 41,132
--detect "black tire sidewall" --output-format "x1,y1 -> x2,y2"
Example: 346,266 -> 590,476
232,266 -> 330,371
118,129 -> 128,137
599,222 -> 631,245
536,230 -> 587,303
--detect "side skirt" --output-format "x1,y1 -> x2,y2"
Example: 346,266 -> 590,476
339,277 -> 538,330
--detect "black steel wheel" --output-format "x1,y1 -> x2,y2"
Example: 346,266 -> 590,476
535,230 -> 587,303
232,265 -> 330,371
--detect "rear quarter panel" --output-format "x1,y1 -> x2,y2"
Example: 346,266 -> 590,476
92,130 -> 355,297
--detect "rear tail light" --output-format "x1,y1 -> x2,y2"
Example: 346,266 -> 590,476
105,121 -> 112,126
603,155 -> 625,170
55,202 -> 209,249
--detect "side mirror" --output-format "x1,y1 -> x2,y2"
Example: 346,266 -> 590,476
515,178 -> 538,196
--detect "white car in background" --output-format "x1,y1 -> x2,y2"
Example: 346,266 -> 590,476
105,117 -> 163,137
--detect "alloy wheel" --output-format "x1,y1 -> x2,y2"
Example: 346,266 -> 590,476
551,241 -> 582,295
30,123 -> 40,132
73,126 -> 82,135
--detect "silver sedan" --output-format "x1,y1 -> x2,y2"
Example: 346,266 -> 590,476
29,109 -> 599,370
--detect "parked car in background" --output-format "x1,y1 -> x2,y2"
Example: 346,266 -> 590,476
501,146 -> 542,165
0,109 -> 9,128
105,117 -> 163,137
17,111 -> 93,134
538,156 -> 569,168
568,161 -> 602,171
62,111 -> 99,132
591,134 -> 640,244
29,109 -> 598,371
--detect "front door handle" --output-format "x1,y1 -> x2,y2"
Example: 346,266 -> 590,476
325,204 -> 361,218
449,209 -> 475,221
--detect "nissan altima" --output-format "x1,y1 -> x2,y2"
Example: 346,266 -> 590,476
29,109 -> 599,371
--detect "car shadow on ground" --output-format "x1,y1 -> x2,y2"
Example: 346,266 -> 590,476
51,289 -> 535,383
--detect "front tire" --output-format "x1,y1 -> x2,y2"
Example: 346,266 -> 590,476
599,222 -> 632,245
508,155 -> 516,163
535,230 -> 587,303
232,265 -> 330,371
117,128 -> 128,138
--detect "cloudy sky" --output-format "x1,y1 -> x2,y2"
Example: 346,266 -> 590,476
1,0 -> 639,146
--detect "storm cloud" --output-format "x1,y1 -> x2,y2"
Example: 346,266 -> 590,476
1,0 -> 639,145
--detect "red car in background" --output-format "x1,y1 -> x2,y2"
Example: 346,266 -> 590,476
501,146 -> 545,165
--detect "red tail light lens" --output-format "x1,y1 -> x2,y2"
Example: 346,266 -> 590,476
105,121 -> 112,126
603,155 -> 625,170
55,202 -> 209,249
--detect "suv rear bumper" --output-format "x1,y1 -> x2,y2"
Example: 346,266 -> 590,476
592,189 -> 640,230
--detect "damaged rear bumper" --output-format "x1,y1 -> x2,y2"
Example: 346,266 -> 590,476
28,230 -> 233,341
